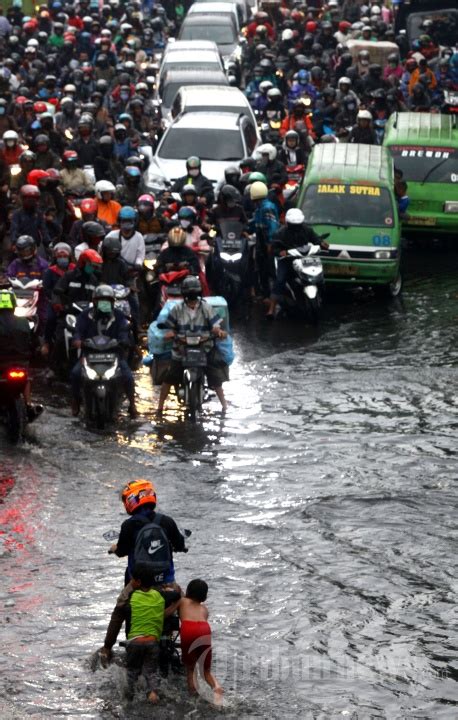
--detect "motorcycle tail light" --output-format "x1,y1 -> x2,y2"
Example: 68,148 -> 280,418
7,368 -> 27,381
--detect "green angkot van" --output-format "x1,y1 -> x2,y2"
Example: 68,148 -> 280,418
297,143 -> 402,296
383,112 -> 458,235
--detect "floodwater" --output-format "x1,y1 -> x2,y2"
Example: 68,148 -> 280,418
1,247 -> 457,720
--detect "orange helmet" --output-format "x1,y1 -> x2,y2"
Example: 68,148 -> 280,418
121,479 -> 157,515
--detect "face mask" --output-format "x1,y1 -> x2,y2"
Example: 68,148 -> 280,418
188,168 -> 199,177
120,92 -> 130,101
84,264 -> 95,274
56,257 -> 69,269
180,219 -> 191,229
97,300 -> 112,313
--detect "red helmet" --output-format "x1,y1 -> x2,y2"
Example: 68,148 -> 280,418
80,198 -> 98,215
20,184 -> 41,199
27,169 -> 50,186
15,96 -> 28,106
77,248 -> 103,268
306,21 -> 317,33
63,150 -> 78,162
46,168 -> 61,181
339,21 -> 352,31
33,101 -> 48,114
121,479 -> 157,515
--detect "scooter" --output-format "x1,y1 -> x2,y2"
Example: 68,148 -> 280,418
81,335 -> 123,429
0,364 -> 29,443
275,235 -> 329,324
211,220 -> 251,307
177,334 -> 209,422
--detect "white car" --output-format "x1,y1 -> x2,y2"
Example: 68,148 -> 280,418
145,111 -> 260,192
157,46 -> 224,87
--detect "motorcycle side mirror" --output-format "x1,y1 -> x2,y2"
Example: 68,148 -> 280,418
320,241 -> 330,250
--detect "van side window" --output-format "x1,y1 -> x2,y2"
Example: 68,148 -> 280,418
171,93 -> 181,119
243,121 -> 257,155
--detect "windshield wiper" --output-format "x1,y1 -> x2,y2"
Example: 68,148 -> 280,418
420,157 -> 448,185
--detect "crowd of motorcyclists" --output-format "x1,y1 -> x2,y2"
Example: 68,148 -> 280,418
0,0 -> 456,424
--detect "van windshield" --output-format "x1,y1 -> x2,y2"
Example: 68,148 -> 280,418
159,127 -> 243,161
389,146 -> 457,184
301,184 -> 395,228
180,24 -> 235,44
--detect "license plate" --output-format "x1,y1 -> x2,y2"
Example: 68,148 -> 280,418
408,216 -> 436,226
223,241 -> 242,250
325,264 -> 358,276
87,353 -> 116,363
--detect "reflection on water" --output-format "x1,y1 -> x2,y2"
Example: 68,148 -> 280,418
0,249 -> 457,718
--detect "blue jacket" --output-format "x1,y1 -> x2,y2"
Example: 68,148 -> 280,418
10,209 -> 51,247
251,199 -> 280,245
73,307 -> 130,346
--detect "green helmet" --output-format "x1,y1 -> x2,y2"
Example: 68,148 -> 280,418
186,156 -> 201,169
248,171 -> 268,184
0,289 -> 16,310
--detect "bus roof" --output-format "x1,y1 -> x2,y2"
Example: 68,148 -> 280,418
305,144 -> 393,185
384,112 -> 457,146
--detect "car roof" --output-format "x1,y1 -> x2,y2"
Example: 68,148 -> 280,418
384,112 -> 457,146
169,111 -> 244,131
179,84 -> 251,107
164,40 -> 219,54
181,13 -> 235,25
306,144 -> 393,185
162,68 -> 228,82
163,49 -> 221,62
188,1 -> 238,12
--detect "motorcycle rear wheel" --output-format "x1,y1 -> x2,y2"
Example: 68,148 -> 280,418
7,397 -> 26,444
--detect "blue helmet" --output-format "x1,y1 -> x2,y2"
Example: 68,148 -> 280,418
118,205 -> 138,222
297,69 -> 309,85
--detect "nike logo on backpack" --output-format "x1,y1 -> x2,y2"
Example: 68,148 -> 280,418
148,540 -> 163,556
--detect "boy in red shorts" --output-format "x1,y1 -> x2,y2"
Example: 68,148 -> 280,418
179,579 -> 223,700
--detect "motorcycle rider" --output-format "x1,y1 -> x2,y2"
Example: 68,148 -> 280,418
348,110 -> 377,145
74,220 -> 106,261
60,150 -> 94,193
255,144 -> 287,187
0,289 -> 42,422
279,130 -> 307,166
157,275 -> 228,413
10,184 -> 51,250
70,284 -> 138,418
95,180 -> 121,227
137,194 -> 164,235
42,242 -> 75,358
100,236 -> 131,287
108,478 -> 187,586
155,227 -> 200,278
249,180 -> 279,297
266,208 -> 323,319
53,248 -> 103,310
170,156 -> 215,208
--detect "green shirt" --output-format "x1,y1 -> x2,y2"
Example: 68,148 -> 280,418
127,589 -> 165,640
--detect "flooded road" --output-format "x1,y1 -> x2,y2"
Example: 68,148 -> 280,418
1,247 -> 457,719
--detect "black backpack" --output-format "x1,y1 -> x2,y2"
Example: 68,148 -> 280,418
133,513 -> 172,584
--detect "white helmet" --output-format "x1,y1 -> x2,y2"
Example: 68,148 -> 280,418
249,181 -> 268,201
285,208 -> 304,225
95,180 -> 116,198
63,84 -> 77,95
370,5 -> 381,15
357,109 -> 372,121
257,143 -> 277,161
282,29 -> 294,42
27,38 -> 39,48
3,130 -> 19,145
338,76 -> 351,87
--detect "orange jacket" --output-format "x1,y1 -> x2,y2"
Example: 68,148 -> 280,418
280,113 -> 316,140
408,67 -> 437,96
96,199 -> 121,227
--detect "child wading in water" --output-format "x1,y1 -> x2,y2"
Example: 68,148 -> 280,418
178,579 -> 223,702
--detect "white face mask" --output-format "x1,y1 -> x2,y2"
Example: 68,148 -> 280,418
188,168 -> 199,177
180,219 -> 191,229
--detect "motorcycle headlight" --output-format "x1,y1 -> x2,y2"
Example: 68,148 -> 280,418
220,252 -> 242,262
83,360 -> 98,380
292,258 -> 307,275
144,258 -> 157,270
103,361 -> 118,380
66,314 -> 77,329
147,173 -> 167,191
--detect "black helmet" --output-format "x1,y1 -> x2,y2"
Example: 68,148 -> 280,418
240,157 -> 256,172
310,66 -> 323,82
322,86 -> 336,99
181,275 -> 202,300
95,78 -> 109,93
224,165 -> 241,182
82,221 -> 106,242
16,235 -> 37,259
93,284 -> 115,302
368,63 -> 382,76
102,236 -> 122,258
220,184 -> 241,204
35,134 -> 50,148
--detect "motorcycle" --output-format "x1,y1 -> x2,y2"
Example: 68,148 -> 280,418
442,88 -> 458,114
260,117 -> 283,147
283,164 -> 305,204
140,233 -> 165,323
275,235 -> 329,324
177,334 -> 209,422
0,364 -> 28,443
81,335 -> 122,429
58,299 -> 91,376
210,220 -> 251,307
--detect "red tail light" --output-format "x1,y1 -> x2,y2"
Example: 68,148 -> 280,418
7,369 -> 27,381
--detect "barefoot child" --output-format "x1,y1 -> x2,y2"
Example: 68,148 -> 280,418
179,579 -> 223,699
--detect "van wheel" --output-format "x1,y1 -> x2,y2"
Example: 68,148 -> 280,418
376,273 -> 402,299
